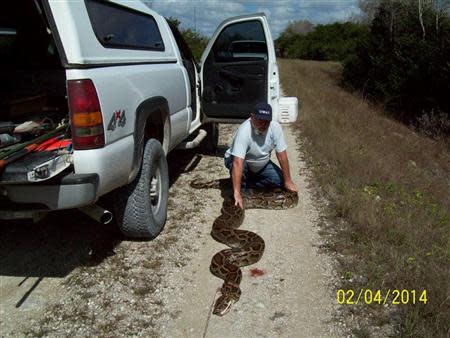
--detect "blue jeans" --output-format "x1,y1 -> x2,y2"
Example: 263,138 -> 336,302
224,155 -> 284,189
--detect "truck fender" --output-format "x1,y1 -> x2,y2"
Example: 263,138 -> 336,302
128,96 -> 170,183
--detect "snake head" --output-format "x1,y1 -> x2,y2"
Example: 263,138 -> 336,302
213,294 -> 236,316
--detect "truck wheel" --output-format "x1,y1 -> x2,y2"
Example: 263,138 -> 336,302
201,122 -> 218,154
114,139 -> 169,238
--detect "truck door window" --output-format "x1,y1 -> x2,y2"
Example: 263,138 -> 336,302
213,20 -> 267,62
86,0 -> 165,51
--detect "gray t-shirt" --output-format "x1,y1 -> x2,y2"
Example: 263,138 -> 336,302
225,118 -> 287,172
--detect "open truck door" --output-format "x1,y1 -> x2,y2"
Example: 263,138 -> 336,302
200,13 -> 285,122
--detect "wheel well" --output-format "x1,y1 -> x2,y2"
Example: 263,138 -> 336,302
144,108 -> 170,154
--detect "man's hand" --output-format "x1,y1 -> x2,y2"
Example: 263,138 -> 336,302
231,156 -> 245,209
284,179 -> 297,192
234,191 -> 244,209
276,150 -> 297,192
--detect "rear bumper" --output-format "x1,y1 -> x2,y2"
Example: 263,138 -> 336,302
0,173 -> 99,211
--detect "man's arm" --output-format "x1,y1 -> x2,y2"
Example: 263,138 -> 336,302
276,150 -> 297,192
232,156 -> 245,208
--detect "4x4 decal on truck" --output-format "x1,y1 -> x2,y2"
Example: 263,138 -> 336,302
107,110 -> 126,131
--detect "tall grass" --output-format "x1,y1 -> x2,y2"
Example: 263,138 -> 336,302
279,59 -> 449,337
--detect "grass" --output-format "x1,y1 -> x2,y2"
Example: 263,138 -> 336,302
279,59 -> 450,337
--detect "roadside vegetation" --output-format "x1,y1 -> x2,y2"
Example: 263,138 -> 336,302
342,0 -> 450,140
276,0 -> 450,142
166,17 -> 209,62
279,58 -> 449,337
276,21 -> 368,62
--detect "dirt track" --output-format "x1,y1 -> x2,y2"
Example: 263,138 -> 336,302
163,124 -> 339,337
0,121 -> 340,337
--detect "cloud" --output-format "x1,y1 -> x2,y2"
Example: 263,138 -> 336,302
149,0 -> 362,38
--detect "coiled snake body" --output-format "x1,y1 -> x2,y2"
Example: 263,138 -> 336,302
191,179 -> 298,316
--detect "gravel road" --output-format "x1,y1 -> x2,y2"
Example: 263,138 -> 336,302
162,124 -> 339,338
0,121 -> 341,337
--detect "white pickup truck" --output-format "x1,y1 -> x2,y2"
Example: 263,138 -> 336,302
0,0 -> 297,238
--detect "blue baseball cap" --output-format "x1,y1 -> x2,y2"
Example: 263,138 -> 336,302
254,102 -> 272,121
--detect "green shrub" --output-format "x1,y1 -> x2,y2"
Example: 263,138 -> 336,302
276,22 -> 369,62
166,17 -> 208,63
342,1 -> 450,128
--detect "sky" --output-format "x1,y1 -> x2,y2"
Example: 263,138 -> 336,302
146,0 -> 362,38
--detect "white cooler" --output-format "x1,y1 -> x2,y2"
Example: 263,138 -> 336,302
278,97 -> 299,123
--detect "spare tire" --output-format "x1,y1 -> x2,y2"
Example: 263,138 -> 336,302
114,139 -> 169,238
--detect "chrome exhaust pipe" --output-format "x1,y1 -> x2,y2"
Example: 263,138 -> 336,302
79,204 -> 113,225
177,129 -> 207,149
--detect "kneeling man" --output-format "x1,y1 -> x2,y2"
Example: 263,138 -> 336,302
224,102 -> 297,208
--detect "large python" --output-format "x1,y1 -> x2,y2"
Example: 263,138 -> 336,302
190,178 -> 298,316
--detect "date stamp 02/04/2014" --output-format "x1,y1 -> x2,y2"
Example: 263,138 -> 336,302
336,289 -> 428,305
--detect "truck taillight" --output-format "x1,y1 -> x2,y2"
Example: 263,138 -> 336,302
67,79 -> 105,150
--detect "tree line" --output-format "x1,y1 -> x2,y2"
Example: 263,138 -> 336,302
276,21 -> 369,61
276,0 -> 450,137
166,17 -> 209,63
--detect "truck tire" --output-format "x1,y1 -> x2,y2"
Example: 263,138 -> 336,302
114,139 -> 169,238
200,122 -> 218,154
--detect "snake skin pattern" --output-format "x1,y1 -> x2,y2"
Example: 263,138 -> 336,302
190,178 -> 298,316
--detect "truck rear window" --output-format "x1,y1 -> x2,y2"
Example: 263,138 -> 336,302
85,0 -> 165,51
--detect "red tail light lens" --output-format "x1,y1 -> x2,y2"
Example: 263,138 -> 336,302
67,79 -> 105,150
